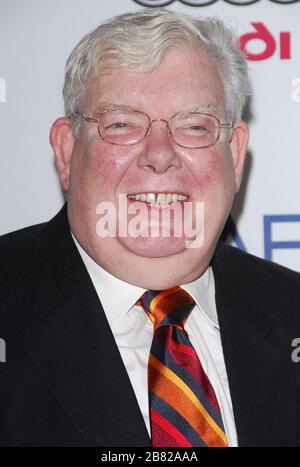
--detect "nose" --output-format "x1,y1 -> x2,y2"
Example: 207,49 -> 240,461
138,119 -> 182,174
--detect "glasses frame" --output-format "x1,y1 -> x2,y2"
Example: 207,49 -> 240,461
76,109 -> 234,149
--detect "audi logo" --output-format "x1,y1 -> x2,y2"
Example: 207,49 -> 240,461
132,0 -> 299,7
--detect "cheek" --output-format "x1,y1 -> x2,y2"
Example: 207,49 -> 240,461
75,139 -> 132,193
204,151 -> 223,185
192,147 -> 234,190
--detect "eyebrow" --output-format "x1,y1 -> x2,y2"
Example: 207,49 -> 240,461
92,101 -> 220,116
92,102 -> 137,116
188,103 -> 219,113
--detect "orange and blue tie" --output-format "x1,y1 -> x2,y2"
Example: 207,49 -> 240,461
140,287 -> 228,447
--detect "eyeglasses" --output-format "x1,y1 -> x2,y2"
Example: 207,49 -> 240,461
76,108 -> 233,149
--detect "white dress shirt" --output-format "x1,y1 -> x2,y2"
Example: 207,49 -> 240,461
72,234 -> 238,447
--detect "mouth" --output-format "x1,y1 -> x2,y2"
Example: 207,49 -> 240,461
127,192 -> 189,209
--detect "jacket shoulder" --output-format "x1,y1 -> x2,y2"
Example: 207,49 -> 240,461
214,242 -> 300,310
0,222 -> 46,285
0,223 -> 49,344
216,241 -> 300,277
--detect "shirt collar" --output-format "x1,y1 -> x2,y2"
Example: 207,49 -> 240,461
181,268 -> 219,329
72,233 -> 219,330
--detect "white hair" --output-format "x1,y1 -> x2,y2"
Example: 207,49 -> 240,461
63,9 -> 251,134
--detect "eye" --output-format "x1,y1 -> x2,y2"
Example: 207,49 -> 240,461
110,122 -> 129,129
179,123 -> 209,134
188,124 -> 208,132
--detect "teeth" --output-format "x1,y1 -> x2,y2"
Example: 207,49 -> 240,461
156,193 -> 166,203
128,193 -> 188,203
146,193 -> 156,203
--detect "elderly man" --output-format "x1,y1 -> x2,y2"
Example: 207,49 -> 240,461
0,9 -> 299,448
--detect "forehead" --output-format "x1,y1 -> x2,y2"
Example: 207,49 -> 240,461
84,47 -> 225,116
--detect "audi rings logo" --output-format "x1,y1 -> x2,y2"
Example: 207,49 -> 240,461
132,0 -> 299,7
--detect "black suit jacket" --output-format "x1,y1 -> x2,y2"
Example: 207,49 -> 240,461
0,205 -> 299,446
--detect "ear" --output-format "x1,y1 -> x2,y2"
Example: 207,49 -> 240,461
50,117 -> 75,192
229,121 -> 249,193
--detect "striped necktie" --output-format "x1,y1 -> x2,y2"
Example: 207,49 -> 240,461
140,286 -> 228,447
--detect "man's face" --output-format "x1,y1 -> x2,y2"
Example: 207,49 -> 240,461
52,46 -> 248,289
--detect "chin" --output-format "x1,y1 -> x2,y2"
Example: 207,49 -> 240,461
117,236 -> 188,258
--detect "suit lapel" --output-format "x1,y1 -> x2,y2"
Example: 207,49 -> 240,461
212,244 -> 297,446
26,205 -> 151,447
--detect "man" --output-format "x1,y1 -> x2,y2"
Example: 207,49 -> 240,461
0,9 -> 299,447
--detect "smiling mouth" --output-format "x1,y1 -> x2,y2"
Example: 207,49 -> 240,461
127,192 -> 189,209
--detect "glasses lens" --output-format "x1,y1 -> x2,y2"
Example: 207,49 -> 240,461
99,110 -> 149,145
171,112 -> 219,148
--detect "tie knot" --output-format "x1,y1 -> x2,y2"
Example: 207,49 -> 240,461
140,286 -> 195,332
